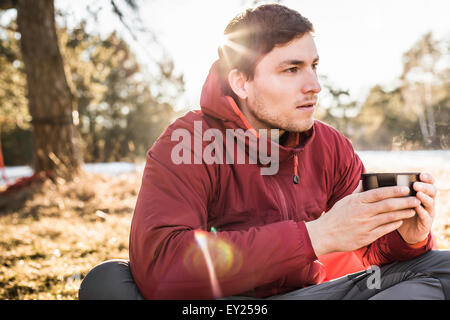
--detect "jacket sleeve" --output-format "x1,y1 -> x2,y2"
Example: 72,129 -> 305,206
356,230 -> 434,267
129,132 -> 317,299
324,133 -> 433,267
325,136 -> 365,211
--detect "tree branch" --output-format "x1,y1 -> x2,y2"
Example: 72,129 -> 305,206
110,0 -> 138,41
0,0 -> 17,10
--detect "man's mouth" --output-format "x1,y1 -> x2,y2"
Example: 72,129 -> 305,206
296,102 -> 316,109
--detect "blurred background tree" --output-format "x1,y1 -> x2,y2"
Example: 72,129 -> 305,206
0,0 -> 184,170
61,23 -> 183,163
399,32 -> 449,149
1,0 -> 82,180
316,32 -> 449,150
0,17 -> 32,165
316,76 -> 360,140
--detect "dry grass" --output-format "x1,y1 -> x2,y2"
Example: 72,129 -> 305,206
0,160 -> 448,300
0,171 -> 141,299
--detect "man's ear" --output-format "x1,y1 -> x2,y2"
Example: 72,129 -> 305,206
228,69 -> 249,100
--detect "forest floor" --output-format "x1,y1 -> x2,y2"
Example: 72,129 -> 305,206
0,161 -> 448,299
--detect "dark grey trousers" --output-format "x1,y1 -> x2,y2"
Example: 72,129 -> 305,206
78,250 -> 450,300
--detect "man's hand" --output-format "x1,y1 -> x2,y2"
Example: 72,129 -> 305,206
397,172 -> 436,244
305,184 -> 419,257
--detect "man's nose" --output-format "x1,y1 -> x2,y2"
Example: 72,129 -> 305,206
302,70 -> 321,94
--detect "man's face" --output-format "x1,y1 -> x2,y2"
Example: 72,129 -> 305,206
241,33 -> 321,133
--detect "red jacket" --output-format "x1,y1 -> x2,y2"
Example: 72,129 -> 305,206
129,61 -> 433,299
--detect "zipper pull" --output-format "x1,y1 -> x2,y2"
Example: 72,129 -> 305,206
293,153 -> 299,184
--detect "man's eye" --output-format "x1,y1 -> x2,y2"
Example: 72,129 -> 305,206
312,63 -> 318,70
285,67 -> 298,73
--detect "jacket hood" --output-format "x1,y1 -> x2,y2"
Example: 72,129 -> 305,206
200,60 -> 315,180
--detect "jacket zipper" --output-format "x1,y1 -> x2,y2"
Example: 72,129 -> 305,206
293,153 -> 299,184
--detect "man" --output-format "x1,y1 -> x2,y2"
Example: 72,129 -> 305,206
78,4 -> 449,300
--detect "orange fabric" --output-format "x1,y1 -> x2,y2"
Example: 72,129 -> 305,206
226,96 -> 259,138
293,154 -> 298,177
318,252 -> 365,281
406,237 -> 429,249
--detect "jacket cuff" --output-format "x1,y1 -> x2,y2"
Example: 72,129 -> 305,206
386,230 -> 432,259
402,233 -> 430,249
296,220 -> 318,262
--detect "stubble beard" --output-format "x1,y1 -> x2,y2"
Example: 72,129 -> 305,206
249,94 -> 315,133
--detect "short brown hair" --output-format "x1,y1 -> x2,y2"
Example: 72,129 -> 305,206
218,4 -> 314,96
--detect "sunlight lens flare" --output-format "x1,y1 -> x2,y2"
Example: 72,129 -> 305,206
219,29 -> 255,69
194,230 -> 222,298
183,230 -> 243,298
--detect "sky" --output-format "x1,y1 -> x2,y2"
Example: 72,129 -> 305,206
59,0 -> 450,110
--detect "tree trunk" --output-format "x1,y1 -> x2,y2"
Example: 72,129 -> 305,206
16,0 -> 82,180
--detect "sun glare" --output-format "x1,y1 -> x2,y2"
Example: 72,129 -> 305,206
181,229 -> 244,298
193,230 -> 223,298
218,29 -> 256,70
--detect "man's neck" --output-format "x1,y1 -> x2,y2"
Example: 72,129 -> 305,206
259,128 -> 286,143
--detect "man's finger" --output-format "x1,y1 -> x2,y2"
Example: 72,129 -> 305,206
370,209 -> 416,230
416,191 -> 434,211
368,196 -> 420,215
415,201 -> 433,223
420,172 -> 435,184
413,181 -> 437,198
360,186 -> 411,203
370,220 -> 403,242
